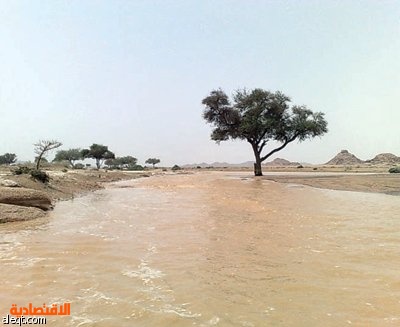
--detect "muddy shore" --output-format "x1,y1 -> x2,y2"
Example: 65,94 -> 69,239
0,169 -> 150,222
262,173 -> 400,195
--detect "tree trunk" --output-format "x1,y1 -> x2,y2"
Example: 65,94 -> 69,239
96,159 -> 101,170
36,154 -> 43,170
251,143 -> 263,176
254,159 -> 262,176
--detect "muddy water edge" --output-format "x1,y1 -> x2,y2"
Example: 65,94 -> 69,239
0,171 -> 399,327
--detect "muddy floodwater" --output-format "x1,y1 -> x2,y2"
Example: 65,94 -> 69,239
1,172 -> 400,326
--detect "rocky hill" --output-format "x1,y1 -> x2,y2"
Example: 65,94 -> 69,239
366,153 -> 400,165
326,150 -> 364,165
264,158 -> 301,166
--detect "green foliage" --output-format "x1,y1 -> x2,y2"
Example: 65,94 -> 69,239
145,158 -> 161,168
54,148 -> 83,168
171,164 -> 181,171
389,167 -> 400,173
202,88 -> 328,176
81,144 -> 115,169
105,156 -> 138,170
126,164 -> 144,171
30,169 -> 50,183
0,153 -> 17,165
12,166 -> 32,175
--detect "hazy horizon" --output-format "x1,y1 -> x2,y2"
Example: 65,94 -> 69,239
1,1 -> 399,166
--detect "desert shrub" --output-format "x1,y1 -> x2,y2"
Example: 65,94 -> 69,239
196,166 -> 201,169
74,163 -> 85,169
62,168 -> 68,173
297,165 -> 304,169
12,166 -> 32,175
313,167 -> 318,171
389,167 -> 400,174
171,165 -> 181,171
30,169 -> 50,183
126,164 -> 144,171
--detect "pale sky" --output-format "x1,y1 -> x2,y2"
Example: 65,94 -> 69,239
1,1 -> 399,166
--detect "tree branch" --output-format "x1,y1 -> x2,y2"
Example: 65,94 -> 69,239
259,140 -> 267,153
260,134 -> 298,162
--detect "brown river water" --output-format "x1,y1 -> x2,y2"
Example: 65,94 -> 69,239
0,172 -> 399,326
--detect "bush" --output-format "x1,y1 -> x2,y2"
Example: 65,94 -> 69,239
74,163 -> 85,169
62,168 -> 68,173
126,164 -> 144,171
389,167 -> 400,174
12,166 -> 32,175
30,169 -> 50,183
297,165 -> 304,169
171,165 -> 181,171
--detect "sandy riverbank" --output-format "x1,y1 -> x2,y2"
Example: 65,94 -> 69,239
262,173 -> 400,195
0,168 -> 151,222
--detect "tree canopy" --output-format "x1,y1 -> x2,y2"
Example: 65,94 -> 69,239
82,144 -> 115,169
202,88 -> 328,176
0,153 -> 17,165
54,148 -> 83,168
145,158 -> 160,168
105,156 -> 138,169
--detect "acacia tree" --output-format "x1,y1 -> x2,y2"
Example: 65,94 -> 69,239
54,148 -> 83,168
202,88 -> 328,176
34,140 -> 62,170
105,156 -> 137,169
0,153 -> 17,165
82,144 -> 115,169
145,158 -> 160,168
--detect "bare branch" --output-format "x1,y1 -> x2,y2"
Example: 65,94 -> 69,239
34,140 -> 62,169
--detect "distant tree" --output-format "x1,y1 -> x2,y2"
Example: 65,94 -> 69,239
202,88 -> 328,176
105,156 -> 138,169
120,156 -> 138,167
53,148 -> 83,168
0,153 -> 17,165
34,140 -> 62,170
145,158 -> 160,168
82,144 -> 115,169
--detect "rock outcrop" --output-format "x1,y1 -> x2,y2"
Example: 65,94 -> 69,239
0,203 -> 46,223
326,150 -> 364,165
0,179 -> 20,187
264,158 -> 301,166
0,187 -> 52,211
366,153 -> 400,165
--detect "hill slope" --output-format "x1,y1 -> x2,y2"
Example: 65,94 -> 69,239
326,150 -> 364,165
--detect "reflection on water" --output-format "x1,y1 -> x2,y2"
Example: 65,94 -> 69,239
0,172 -> 400,326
